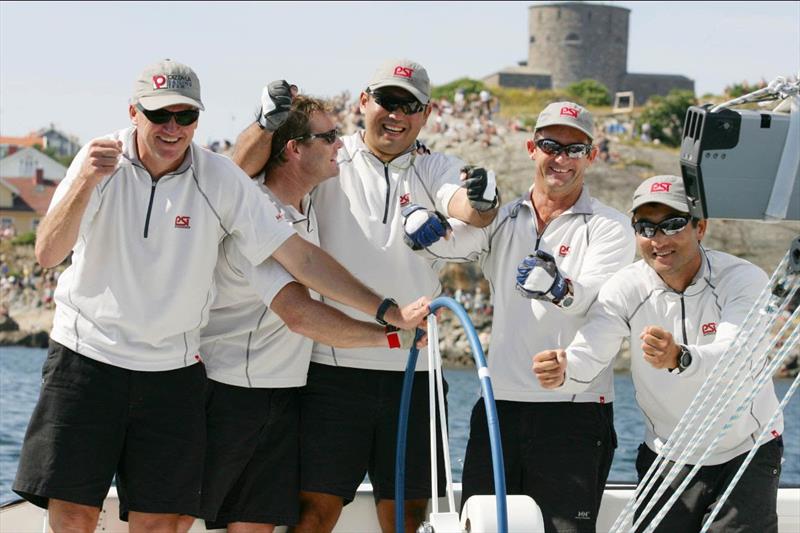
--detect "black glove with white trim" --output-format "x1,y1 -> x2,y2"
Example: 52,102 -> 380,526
257,80 -> 293,131
461,165 -> 499,212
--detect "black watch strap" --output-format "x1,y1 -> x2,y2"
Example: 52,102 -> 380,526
375,298 -> 398,326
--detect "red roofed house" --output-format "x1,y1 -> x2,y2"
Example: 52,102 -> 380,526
0,148 -> 67,235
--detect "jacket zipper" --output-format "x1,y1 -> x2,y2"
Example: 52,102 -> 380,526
382,163 -> 390,224
143,181 -> 157,238
679,295 -> 688,344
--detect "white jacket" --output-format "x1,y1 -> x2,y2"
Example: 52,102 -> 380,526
560,248 -> 784,464
49,128 -> 295,371
200,189 -> 318,388
310,132 -> 462,371
417,187 -> 635,402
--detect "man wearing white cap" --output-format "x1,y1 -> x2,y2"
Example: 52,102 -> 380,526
403,101 -> 635,532
233,59 -> 500,532
533,175 -> 783,532
12,59 -> 428,533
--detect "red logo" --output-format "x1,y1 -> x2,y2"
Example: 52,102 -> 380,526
275,212 -> 284,221
650,182 -> 672,193
771,430 -> 781,438
399,193 -> 411,206
152,75 -> 167,89
558,245 -> 570,257
174,215 -> 191,229
701,322 -> 717,336
393,66 -> 414,78
560,106 -> 579,118
194,354 -> 203,363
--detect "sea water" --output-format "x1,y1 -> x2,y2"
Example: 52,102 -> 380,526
1,347 -> 798,504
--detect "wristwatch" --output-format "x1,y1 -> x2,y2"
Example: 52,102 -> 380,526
553,279 -> 574,309
375,298 -> 398,326
676,345 -> 693,373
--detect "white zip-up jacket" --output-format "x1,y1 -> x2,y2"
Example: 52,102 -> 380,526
417,187 -> 635,402
49,128 -> 295,371
200,189 -> 318,388
310,132 -> 462,371
559,248 -> 783,464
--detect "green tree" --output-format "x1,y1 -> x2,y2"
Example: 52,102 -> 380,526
430,77 -> 486,101
565,79 -> 611,106
637,90 -> 697,147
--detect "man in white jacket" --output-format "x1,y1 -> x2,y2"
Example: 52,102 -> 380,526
232,60 -> 499,533
403,101 -> 635,532
533,174 -> 784,532
13,61 -> 427,533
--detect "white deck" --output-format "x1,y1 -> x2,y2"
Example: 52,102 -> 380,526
2,484 -> 798,532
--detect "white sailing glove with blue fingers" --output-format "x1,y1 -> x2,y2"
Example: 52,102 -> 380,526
401,204 -> 451,251
516,250 -> 573,307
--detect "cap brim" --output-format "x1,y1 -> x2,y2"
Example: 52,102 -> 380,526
535,118 -> 593,140
630,197 -> 690,213
138,94 -> 205,111
367,80 -> 429,105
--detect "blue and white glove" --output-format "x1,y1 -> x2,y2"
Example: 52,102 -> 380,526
515,250 -> 569,303
402,204 -> 451,251
257,80 -> 294,131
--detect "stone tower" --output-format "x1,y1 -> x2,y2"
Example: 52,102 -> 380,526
527,2 -> 630,95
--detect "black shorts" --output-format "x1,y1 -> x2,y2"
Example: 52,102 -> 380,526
200,381 -> 300,528
13,340 -> 207,520
461,400 -> 616,533
634,437 -> 783,533
300,362 -> 447,503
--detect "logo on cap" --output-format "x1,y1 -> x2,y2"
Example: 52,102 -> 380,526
393,66 -> 414,78
560,106 -> 579,118
650,182 -> 672,193
153,75 -> 167,89
702,322 -> 717,336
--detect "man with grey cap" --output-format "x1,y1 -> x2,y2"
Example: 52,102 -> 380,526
12,59 -> 429,533
533,175 -> 783,532
232,59 -> 499,533
402,101 -> 634,532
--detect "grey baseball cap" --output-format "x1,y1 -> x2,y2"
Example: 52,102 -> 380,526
367,58 -> 430,104
131,59 -> 204,111
535,101 -> 594,140
631,175 -> 690,213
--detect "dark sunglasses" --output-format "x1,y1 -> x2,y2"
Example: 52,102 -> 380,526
136,103 -> 200,126
535,138 -> 592,159
367,88 -> 427,115
632,216 -> 691,238
292,127 -> 341,145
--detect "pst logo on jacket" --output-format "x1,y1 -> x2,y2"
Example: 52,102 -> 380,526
174,216 -> 191,229
559,244 -> 571,257
399,193 -> 411,207
701,322 -> 717,336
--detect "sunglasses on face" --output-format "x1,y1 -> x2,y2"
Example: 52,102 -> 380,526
136,103 -> 200,126
632,216 -> 691,238
292,127 -> 341,145
367,89 -> 427,115
535,138 -> 593,159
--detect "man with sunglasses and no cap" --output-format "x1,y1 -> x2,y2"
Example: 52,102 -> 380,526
401,101 -> 635,532
233,59 -> 499,532
12,59 -> 430,533
532,175 -> 784,532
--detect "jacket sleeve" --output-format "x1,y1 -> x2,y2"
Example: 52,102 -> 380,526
679,264 -> 769,381
558,274 -> 631,394
413,217 -> 492,267
559,212 -> 636,316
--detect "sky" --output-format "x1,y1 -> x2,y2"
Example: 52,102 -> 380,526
1,1 -> 798,146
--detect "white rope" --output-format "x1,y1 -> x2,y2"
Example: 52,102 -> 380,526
701,369 -> 800,531
427,314 -> 439,513
611,250 -> 797,532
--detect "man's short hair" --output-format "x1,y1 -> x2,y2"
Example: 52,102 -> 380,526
264,95 -> 332,176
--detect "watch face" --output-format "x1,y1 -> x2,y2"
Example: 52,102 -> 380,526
560,295 -> 574,308
680,349 -> 692,369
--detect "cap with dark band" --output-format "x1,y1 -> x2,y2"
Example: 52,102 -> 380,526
535,101 -> 594,141
367,59 -> 430,105
631,175 -> 690,213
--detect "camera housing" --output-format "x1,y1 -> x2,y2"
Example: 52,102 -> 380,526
679,101 -> 799,221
